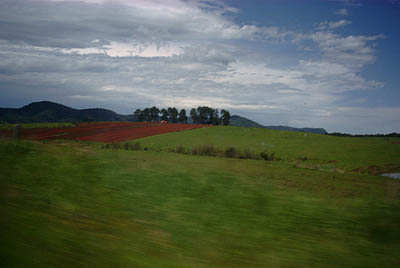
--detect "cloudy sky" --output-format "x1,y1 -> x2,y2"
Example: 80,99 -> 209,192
0,0 -> 399,133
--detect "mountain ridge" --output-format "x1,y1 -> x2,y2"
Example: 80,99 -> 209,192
230,115 -> 327,134
0,101 -> 131,123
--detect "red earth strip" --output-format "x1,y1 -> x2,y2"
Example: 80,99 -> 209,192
1,122 -> 210,143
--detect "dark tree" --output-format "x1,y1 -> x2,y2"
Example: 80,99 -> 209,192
220,109 -> 231,125
150,106 -> 160,122
168,107 -> 178,123
142,108 -> 151,122
213,109 -> 221,125
160,108 -> 169,121
207,107 -> 216,125
178,109 -> 188,123
134,105 -> 229,125
197,106 -> 209,124
190,108 -> 198,124
134,109 -> 143,122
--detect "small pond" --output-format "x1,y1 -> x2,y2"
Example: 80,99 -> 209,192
381,173 -> 400,179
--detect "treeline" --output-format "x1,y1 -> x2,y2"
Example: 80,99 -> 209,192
328,132 -> 400,137
133,106 -> 231,125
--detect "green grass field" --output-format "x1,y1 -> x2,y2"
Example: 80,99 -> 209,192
137,126 -> 400,173
1,126 -> 400,267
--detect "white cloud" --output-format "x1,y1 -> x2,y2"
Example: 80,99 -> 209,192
317,20 -> 351,30
63,42 -> 184,57
335,8 -> 349,16
305,32 -> 385,69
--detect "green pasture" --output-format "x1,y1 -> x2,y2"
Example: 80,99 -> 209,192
1,135 -> 400,267
137,126 -> 400,172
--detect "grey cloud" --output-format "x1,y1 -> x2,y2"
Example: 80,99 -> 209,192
0,0 -> 396,133
0,0 -> 266,50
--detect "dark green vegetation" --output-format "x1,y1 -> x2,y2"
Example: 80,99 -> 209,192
134,106 -> 230,125
230,115 -> 328,134
1,126 -> 400,267
0,101 -> 132,123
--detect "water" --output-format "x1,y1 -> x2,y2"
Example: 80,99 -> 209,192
381,173 -> 400,179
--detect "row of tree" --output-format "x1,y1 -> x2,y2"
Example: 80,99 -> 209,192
190,106 -> 230,125
133,106 -> 230,125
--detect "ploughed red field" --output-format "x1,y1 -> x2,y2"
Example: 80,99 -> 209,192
0,122 -> 210,143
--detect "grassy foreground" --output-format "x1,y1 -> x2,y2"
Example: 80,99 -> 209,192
1,136 -> 400,267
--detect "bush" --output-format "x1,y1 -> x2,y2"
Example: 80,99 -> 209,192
111,143 -> 121,149
260,151 -> 275,161
239,149 -> 256,159
175,145 -> 185,154
119,142 -> 141,150
224,146 -> 237,158
123,142 -> 131,150
192,144 -> 221,157
131,142 -> 141,150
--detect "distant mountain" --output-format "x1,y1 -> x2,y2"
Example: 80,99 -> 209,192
230,115 -> 265,128
0,101 -> 133,123
230,115 -> 327,134
264,125 -> 328,135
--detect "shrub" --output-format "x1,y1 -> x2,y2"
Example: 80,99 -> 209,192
239,149 -> 256,159
260,151 -> 275,161
192,144 -> 221,157
123,142 -> 131,150
225,146 -> 237,158
131,142 -> 141,150
175,145 -> 185,154
111,143 -> 121,149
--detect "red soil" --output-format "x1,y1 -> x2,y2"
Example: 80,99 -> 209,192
2,122 -> 210,143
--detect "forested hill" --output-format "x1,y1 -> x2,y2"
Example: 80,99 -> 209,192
0,101 -> 131,123
230,115 -> 328,134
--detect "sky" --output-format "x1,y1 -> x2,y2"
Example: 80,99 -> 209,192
0,0 -> 399,134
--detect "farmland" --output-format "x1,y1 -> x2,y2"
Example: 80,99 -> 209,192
0,122 -> 209,143
1,124 -> 400,267
137,126 -> 400,174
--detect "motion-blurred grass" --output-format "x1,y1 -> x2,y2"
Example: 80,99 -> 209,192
1,137 -> 400,267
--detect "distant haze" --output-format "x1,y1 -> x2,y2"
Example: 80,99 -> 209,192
1,0 -> 400,134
